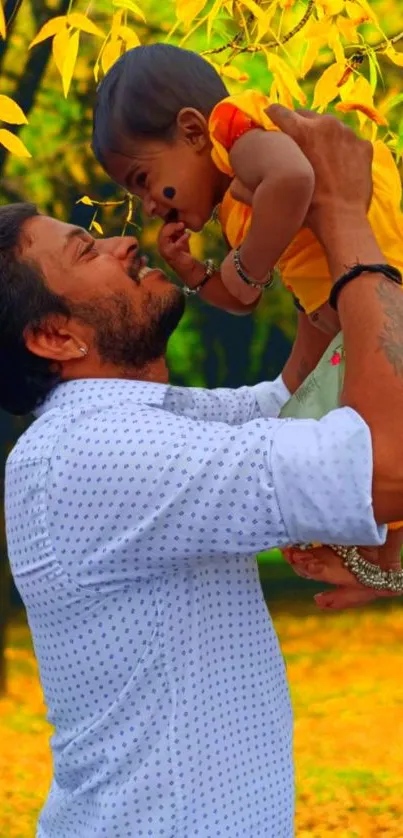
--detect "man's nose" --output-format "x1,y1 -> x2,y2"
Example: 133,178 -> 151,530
100,236 -> 139,261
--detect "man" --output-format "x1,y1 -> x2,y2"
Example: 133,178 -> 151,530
4,107 -> 403,838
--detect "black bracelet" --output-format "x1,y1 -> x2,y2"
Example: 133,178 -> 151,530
329,263 -> 402,310
183,259 -> 216,296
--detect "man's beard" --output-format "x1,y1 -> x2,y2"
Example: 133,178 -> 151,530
71,284 -> 185,371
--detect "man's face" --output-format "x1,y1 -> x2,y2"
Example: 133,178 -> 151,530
20,215 -> 185,371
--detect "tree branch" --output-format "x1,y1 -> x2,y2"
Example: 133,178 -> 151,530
202,0 -> 315,57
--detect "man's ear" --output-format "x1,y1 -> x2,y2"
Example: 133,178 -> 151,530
24,316 -> 88,362
176,107 -> 210,152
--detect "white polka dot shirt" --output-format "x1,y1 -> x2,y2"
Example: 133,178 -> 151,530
5,376 -> 385,838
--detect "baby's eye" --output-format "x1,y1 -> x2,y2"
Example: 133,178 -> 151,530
136,172 -> 147,188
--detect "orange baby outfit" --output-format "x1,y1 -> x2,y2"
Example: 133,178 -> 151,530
209,90 -> 403,313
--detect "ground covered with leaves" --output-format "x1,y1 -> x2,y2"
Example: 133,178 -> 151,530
1,600 -> 403,837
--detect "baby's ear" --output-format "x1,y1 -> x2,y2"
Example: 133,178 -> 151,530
177,108 -> 209,151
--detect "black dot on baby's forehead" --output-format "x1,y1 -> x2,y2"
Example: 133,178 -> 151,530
163,186 -> 176,200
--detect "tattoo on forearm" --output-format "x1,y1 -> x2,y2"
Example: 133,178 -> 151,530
376,279 -> 403,378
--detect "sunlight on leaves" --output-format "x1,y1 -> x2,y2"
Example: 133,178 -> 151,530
62,30 -> 80,98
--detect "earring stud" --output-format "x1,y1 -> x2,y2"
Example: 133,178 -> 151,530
79,346 -> 88,356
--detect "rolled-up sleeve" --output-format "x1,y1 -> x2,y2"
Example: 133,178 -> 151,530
271,407 -> 386,547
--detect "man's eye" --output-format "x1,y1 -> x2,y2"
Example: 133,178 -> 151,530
80,240 -> 98,258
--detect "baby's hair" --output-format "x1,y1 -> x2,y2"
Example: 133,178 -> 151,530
92,43 -> 229,166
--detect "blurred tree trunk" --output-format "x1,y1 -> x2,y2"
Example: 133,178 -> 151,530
0,0 -> 23,73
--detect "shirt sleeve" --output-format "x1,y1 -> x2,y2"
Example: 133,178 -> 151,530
164,375 -> 290,424
46,403 -> 385,588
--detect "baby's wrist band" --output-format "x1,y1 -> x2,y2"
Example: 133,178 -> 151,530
329,263 -> 402,310
233,247 -> 275,290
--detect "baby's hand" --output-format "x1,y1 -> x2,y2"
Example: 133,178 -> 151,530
158,221 -> 195,279
283,528 -> 403,610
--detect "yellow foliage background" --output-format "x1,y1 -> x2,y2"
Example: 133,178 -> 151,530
2,601 -> 403,837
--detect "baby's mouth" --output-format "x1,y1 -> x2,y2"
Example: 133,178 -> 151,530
164,208 -> 179,224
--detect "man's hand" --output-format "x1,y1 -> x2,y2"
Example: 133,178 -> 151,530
266,105 -> 373,245
283,529 -> 403,610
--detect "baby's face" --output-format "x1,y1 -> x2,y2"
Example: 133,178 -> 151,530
309,301 -> 341,336
103,132 -> 223,234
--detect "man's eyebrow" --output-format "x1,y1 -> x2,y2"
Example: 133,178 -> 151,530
63,227 -> 88,252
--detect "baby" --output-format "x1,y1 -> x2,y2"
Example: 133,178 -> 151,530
92,42 -> 403,573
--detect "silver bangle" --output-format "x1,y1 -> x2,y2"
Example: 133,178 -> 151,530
233,247 -> 274,290
183,259 -> 216,296
330,544 -> 403,594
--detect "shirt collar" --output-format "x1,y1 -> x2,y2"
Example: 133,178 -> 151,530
34,377 -> 169,418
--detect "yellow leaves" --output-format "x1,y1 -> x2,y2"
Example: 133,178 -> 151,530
240,0 -> 275,40
90,219 -> 104,235
7,609 -> 403,838
335,75 -> 387,126
52,27 -> 70,76
312,62 -> 345,110
118,25 -> 141,48
219,64 -> 249,82
336,14 -> 358,41
101,37 -> 122,75
0,1 -> 6,40
350,0 -> 377,20
31,12 -> 107,95
207,0 -> 223,40
62,30 -> 80,98
335,100 -> 387,125
112,0 -> 146,22
77,196 -> 94,206
265,52 -> 306,106
176,0 -> 209,27
111,9 -> 124,38
385,46 -> 403,67
0,95 -> 27,125
29,15 -> 67,49
0,128 -> 31,158
207,59 -> 248,82
67,13 -> 105,38
300,39 -> 323,78
318,0 -> 345,15
0,96 -> 30,158
327,24 -> 345,64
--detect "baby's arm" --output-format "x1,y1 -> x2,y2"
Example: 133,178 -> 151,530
224,130 -> 315,304
158,221 -> 261,315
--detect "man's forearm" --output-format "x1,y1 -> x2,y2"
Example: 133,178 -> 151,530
320,211 -> 403,522
282,310 -> 336,394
